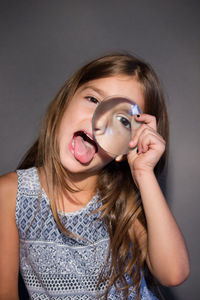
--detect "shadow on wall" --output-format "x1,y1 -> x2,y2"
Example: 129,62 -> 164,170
160,285 -> 178,300
157,170 -> 178,300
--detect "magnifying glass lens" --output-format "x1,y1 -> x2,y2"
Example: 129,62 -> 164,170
92,96 -> 142,156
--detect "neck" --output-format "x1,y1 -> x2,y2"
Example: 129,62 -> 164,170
38,166 -> 99,213
67,170 -> 98,192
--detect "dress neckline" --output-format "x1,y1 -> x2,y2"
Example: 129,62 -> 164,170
33,166 -> 100,216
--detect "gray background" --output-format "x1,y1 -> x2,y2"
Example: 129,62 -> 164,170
0,1 -> 199,299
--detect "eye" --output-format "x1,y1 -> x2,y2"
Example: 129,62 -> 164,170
116,115 -> 131,130
86,96 -> 99,104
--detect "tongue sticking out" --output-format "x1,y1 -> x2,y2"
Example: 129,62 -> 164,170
73,135 -> 96,164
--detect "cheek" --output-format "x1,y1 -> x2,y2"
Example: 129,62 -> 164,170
58,112 -> 73,138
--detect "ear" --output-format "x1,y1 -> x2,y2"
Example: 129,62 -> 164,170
115,154 -> 126,162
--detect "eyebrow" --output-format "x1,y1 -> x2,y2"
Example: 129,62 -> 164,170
79,85 -> 107,98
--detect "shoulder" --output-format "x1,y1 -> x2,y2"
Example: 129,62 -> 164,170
0,172 -> 18,218
16,167 -> 40,195
0,172 -> 20,296
0,171 -> 18,197
0,171 -> 18,190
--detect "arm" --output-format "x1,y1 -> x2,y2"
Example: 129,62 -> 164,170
0,172 -> 19,300
127,114 -> 190,286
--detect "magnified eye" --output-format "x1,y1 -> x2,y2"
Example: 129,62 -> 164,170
116,115 -> 131,129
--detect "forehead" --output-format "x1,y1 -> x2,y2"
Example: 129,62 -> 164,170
77,75 -> 145,110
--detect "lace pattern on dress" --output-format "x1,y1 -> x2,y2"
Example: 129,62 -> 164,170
16,167 -> 158,299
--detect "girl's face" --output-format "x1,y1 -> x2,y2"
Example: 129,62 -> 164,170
58,75 -> 145,176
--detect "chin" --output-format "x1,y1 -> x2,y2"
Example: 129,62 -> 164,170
61,156 -> 111,177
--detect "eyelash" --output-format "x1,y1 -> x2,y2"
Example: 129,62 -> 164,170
86,96 -> 99,104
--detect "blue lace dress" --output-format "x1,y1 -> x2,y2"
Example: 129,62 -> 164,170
16,167 -> 158,299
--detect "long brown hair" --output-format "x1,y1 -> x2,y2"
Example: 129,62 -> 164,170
18,53 -> 169,299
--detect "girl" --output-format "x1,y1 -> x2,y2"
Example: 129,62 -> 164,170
0,53 -> 190,299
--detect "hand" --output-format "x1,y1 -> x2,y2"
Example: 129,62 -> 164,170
127,114 -> 166,176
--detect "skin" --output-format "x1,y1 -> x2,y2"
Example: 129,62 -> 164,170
128,114 -> 190,285
93,98 -> 141,155
55,76 -> 145,210
0,172 -> 19,299
0,75 -> 190,298
58,76 -> 145,174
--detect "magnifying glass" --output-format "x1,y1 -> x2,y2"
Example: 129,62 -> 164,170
92,96 -> 142,157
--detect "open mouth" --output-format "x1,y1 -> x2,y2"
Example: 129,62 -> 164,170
71,130 -> 98,164
74,131 -> 98,153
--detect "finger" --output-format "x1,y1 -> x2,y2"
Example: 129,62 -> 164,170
138,127 -> 164,145
137,132 -> 165,155
129,114 -> 157,148
135,114 -> 157,131
129,123 -> 157,148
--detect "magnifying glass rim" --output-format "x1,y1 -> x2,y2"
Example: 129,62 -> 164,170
92,95 -> 142,156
